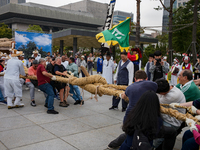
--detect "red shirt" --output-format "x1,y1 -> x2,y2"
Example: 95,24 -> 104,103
37,64 -> 51,86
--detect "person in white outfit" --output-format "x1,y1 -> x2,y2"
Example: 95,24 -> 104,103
32,50 -> 41,61
102,52 -> 114,84
4,50 -> 26,109
163,56 -> 170,80
170,58 -> 180,86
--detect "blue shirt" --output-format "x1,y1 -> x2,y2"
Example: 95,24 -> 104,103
124,80 -> 158,122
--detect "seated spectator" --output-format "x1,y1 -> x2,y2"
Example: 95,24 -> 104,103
53,57 -> 69,107
67,57 -> 84,105
154,79 -> 186,150
176,69 -> 200,102
119,91 -> 163,150
25,60 -> 39,107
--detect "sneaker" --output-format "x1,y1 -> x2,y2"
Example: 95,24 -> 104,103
74,100 -> 81,105
109,106 -> 118,110
25,87 -> 29,90
38,89 -> 41,92
8,105 -> 14,109
59,102 -> 68,107
0,100 -> 7,105
30,100 -> 36,107
44,103 -> 48,108
15,102 -> 24,108
122,108 -> 126,112
47,110 -> 59,114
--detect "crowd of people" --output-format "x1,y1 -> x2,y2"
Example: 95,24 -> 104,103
1,48 -> 200,149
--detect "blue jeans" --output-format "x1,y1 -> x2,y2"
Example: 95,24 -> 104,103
39,83 -> 54,110
69,84 -> 82,101
0,89 -> 4,101
182,130 -> 199,150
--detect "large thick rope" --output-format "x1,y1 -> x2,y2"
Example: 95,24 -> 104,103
1,66 -> 200,125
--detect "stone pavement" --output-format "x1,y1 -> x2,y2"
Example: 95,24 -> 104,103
0,73 -> 185,150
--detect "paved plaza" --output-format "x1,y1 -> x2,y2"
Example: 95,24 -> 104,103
0,75 -> 186,150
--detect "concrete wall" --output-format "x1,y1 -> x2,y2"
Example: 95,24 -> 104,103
60,0 -> 108,21
12,23 -> 29,31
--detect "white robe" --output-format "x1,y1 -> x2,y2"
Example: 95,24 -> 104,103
102,59 -> 114,84
170,64 -> 180,86
31,54 -> 41,61
4,57 -> 25,98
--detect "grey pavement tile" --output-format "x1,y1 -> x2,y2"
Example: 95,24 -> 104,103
40,119 -> 93,137
13,104 -> 46,115
97,124 -> 123,138
12,139 -> 78,150
24,112 -> 69,124
0,116 -> 34,132
57,105 -> 99,119
62,129 -> 115,150
86,103 -> 112,113
0,107 -> 20,119
102,109 -> 125,121
0,142 -> 8,150
76,113 -> 121,129
0,126 -> 56,149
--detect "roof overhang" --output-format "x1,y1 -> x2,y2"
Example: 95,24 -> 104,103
52,28 -> 158,48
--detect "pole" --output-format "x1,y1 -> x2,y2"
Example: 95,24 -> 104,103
168,0 -> 173,65
135,0 -> 140,48
192,0 -> 198,65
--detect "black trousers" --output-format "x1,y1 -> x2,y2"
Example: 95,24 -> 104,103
194,73 -> 200,80
112,96 -> 128,109
108,133 -> 127,148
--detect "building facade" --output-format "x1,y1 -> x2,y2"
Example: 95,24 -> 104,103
113,11 -> 134,24
0,0 -> 25,7
175,0 -> 189,8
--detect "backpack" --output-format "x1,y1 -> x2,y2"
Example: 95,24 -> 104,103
130,130 -> 152,150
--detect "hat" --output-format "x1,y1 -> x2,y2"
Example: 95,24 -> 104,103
0,52 -> 3,56
182,56 -> 190,62
33,50 -> 39,54
11,50 -> 23,57
106,52 -> 111,57
32,60 -> 38,64
162,56 -> 167,60
173,58 -> 179,63
81,55 -> 84,58
131,48 -> 140,53
5,55 -> 10,60
120,50 -> 128,55
2,53 -> 7,57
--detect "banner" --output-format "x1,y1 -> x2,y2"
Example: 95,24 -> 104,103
15,31 -> 52,55
96,18 -> 131,52
101,0 -> 116,48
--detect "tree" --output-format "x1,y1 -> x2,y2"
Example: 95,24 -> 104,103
154,0 -> 179,65
0,23 -> 12,38
172,0 -> 200,57
142,44 -> 156,66
27,25 -> 44,33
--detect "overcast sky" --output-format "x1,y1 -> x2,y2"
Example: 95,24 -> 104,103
26,0 -> 163,33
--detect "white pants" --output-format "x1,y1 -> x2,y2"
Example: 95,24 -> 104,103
4,79 -> 22,98
171,75 -> 178,86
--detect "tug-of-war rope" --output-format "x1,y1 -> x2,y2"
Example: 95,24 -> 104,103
1,66 -> 200,125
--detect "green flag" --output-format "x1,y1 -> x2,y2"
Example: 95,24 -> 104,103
96,18 -> 130,51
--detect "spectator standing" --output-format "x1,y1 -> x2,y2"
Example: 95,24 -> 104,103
149,51 -> 169,81
61,55 -> 68,69
80,55 -> 87,77
102,52 -> 114,84
75,55 -> 81,75
193,58 -> 200,80
145,54 -> 154,80
170,58 -> 180,86
180,56 -> 193,73
97,55 -> 103,74
87,53 -> 94,75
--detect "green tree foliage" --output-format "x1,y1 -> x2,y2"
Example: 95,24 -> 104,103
172,0 -> 200,54
27,25 -> 44,33
0,23 -> 12,38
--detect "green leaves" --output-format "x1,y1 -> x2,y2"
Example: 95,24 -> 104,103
0,23 -> 12,38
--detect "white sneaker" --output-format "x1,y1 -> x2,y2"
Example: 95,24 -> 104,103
15,102 -> 24,108
38,89 -> 41,92
25,87 -> 29,90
